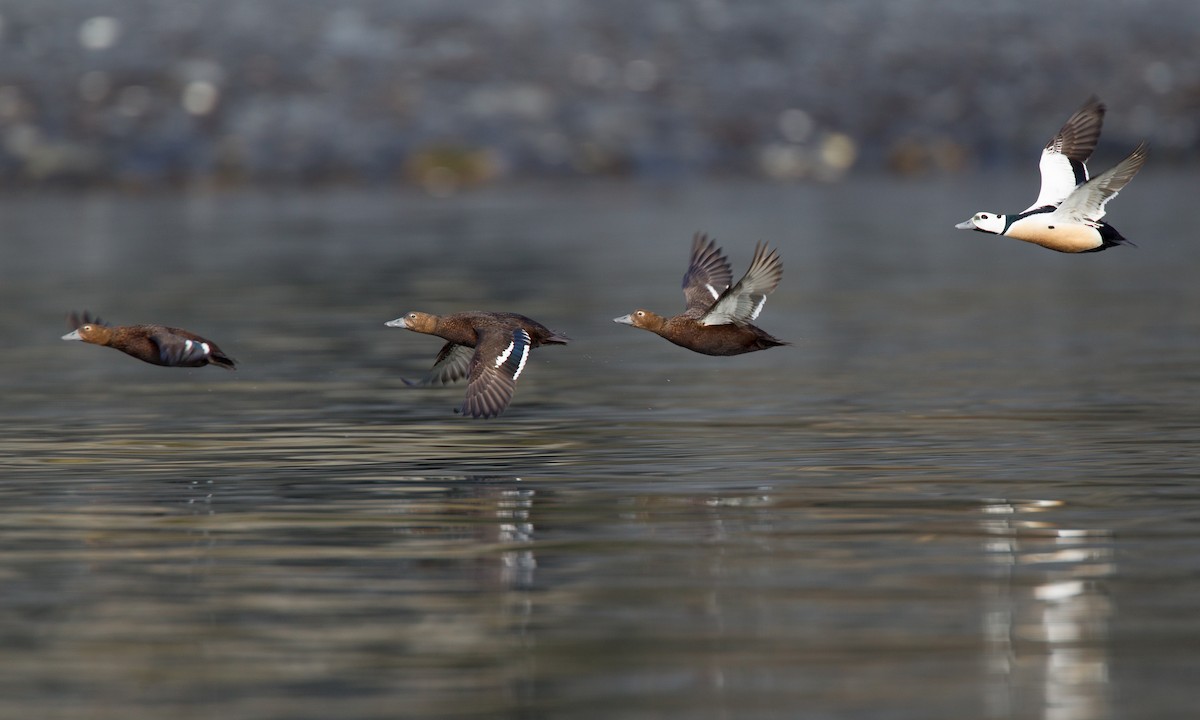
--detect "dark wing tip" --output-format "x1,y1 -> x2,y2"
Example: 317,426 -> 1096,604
1048,96 -> 1106,161
746,242 -> 784,290
1103,141 -> 1148,189
67,310 -> 105,329
683,232 -> 722,286
1080,94 -> 1106,115
1120,141 -> 1149,177
682,232 -> 734,311
460,385 -> 510,418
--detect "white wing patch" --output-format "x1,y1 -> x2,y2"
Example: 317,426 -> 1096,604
182,339 -> 211,356
494,338 -> 530,380
706,283 -> 719,300
512,342 -> 529,380
495,340 -> 514,366
1025,150 -> 1081,212
748,296 -> 766,321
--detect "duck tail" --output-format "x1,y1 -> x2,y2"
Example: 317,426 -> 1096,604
1092,222 -> 1136,251
755,332 -> 790,351
209,352 -> 238,370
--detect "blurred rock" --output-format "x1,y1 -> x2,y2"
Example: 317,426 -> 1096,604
0,0 -> 1195,188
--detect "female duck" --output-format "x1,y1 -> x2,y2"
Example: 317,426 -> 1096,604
614,233 -> 788,355
62,311 -> 236,369
385,310 -> 568,418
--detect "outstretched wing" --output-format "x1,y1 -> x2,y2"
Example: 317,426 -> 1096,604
1054,142 -> 1147,223
404,342 -> 473,386
682,233 -> 733,314
1024,95 -> 1105,213
461,328 -> 531,419
701,243 -> 783,326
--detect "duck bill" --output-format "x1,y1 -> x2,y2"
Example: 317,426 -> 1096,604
612,314 -> 634,325
62,330 -> 82,341
383,318 -> 408,329
954,219 -> 976,230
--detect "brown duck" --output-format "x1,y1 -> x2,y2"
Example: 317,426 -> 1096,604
385,311 -> 569,418
614,233 -> 788,355
62,311 -> 236,369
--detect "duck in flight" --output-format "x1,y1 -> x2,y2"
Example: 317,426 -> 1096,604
955,96 -> 1147,253
62,311 -> 236,369
614,233 -> 788,355
385,311 -> 568,418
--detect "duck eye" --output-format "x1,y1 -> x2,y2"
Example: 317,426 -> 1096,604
636,311 -> 645,317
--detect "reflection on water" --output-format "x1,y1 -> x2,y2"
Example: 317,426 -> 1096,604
1,178 -> 1199,718
982,500 -> 1113,720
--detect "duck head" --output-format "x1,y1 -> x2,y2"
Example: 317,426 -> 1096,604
613,310 -> 667,333
956,212 -> 1008,234
385,311 -> 438,333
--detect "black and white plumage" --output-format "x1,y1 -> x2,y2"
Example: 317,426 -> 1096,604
955,96 -> 1147,253
1025,95 -> 1106,212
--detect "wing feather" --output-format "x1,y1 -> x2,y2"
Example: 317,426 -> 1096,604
1024,96 -> 1105,212
682,233 -> 733,313
1053,142 -> 1147,222
460,328 -> 531,418
701,243 -> 783,326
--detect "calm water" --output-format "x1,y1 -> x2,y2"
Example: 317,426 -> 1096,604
1,175 -> 1199,719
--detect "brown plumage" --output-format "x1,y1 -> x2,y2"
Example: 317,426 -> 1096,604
614,233 -> 788,356
385,310 -> 568,418
62,311 -> 236,369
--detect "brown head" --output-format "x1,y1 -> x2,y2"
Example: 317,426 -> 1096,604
384,311 -> 439,334
62,311 -> 114,346
613,309 -> 667,333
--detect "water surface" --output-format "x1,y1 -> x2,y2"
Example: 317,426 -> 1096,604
1,176 -> 1198,719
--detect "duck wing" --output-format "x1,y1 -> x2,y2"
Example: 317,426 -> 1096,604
405,342 -> 473,386
701,243 -> 783,326
151,328 -> 233,368
1053,142 -> 1147,223
682,233 -> 733,313
1024,95 -> 1105,213
461,328 -> 532,419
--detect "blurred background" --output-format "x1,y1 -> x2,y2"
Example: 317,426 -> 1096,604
3,4 -> 1200,720
0,0 -> 1197,192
